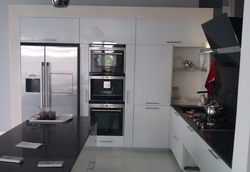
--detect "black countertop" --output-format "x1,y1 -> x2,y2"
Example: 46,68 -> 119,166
172,105 -> 235,168
0,116 -> 93,172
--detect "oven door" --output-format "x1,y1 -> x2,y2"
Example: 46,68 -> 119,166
89,76 -> 124,103
89,104 -> 124,136
89,45 -> 125,75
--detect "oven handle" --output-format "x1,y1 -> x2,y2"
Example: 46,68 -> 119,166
91,109 -> 122,112
92,53 -> 123,55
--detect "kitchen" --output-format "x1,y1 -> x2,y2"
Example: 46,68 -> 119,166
0,0 -> 250,171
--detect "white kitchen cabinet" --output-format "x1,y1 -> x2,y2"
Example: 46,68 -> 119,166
20,18 -> 80,43
134,45 -> 173,106
80,44 -> 90,117
136,19 -> 207,46
133,105 -> 169,148
124,45 -> 135,147
170,107 -> 185,169
96,136 -> 124,147
80,19 -> 136,44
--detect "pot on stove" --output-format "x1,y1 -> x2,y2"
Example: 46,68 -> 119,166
204,100 -> 222,117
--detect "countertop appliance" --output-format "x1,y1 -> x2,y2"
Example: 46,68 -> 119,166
21,43 -> 79,121
89,44 -> 126,76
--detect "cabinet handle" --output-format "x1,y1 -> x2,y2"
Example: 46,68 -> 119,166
145,107 -> 159,110
146,102 -> 159,104
187,126 -> 194,132
86,90 -> 88,103
208,149 -> 220,159
99,140 -> 113,143
174,112 -> 179,116
87,161 -> 96,171
126,91 -> 129,104
166,41 -> 181,44
173,135 -> 179,141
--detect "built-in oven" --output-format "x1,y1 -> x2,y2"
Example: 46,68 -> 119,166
89,44 -> 126,76
89,76 -> 125,103
89,104 -> 124,136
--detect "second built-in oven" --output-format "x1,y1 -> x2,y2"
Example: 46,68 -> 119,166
89,104 -> 124,136
89,75 -> 125,103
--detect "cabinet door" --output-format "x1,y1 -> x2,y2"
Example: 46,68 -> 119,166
20,18 -> 79,43
171,129 -> 184,168
134,45 -> 173,106
133,106 -> 169,148
80,19 -> 136,44
136,19 -> 207,46
124,45 -> 135,147
80,44 -> 89,117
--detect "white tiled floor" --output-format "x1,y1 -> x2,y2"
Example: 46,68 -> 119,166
94,148 -> 183,172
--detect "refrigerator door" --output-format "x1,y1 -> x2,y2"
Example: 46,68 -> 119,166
21,46 -> 45,121
45,46 -> 78,116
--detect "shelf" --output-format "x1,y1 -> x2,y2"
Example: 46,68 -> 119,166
173,67 -> 207,72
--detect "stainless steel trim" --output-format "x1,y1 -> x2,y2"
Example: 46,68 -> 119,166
99,141 -> 113,143
208,149 -> 220,159
187,126 -> 194,132
89,104 -> 124,109
41,62 -> 45,107
166,41 -> 181,43
174,112 -> 179,116
126,91 -> 129,104
89,75 -> 125,80
89,46 -> 126,51
92,52 -> 123,55
145,107 -> 159,110
213,46 -> 241,54
46,62 -> 50,107
146,102 -> 159,104
91,109 -> 122,112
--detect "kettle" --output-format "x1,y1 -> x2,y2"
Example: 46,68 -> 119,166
204,100 -> 222,117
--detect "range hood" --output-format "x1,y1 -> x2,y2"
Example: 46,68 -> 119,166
201,13 -> 243,67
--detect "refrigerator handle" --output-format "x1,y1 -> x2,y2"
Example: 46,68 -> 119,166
41,62 -> 45,107
45,62 -> 50,107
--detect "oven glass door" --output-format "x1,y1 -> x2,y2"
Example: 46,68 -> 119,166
89,76 -> 124,103
90,107 -> 123,136
89,45 -> 125,75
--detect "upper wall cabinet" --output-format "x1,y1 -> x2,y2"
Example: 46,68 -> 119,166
20,18 -> 80,43
136,19 -> 207,46
80,19 -> 136,44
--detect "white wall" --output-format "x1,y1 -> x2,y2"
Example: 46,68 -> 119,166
232,0 -> 250,171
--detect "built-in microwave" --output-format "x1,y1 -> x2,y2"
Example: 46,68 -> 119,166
89,44 -> 126,76
89,76 -> 125,103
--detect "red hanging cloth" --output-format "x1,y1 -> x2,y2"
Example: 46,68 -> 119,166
205,60 -> 216,96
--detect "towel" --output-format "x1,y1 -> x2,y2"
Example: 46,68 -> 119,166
205,60 -> 216,96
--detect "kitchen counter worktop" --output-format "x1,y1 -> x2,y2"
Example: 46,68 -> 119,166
172,105 -> 235,168
0,116 -> 94,172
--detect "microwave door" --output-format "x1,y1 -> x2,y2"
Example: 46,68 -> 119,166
21,45 -> 45,121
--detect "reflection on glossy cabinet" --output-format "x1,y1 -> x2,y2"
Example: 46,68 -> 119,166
134,45 -> 173,106
20,18 -> 80,43
80,19 -> 136,44
136,19 -> 207,46
133,105 -> 169,148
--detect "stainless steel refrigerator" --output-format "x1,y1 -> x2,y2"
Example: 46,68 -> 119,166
21,43 -> 79,121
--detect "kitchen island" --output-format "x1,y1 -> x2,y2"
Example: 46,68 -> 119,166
0,116 -> 95,172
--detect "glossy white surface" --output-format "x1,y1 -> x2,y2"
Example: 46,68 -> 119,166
134,45 -> 173,106
133,106 -> 169,148
93,148 -> 182,172
20,18 -> 80,43
136,19 -> 207,46
80,19 -> 136,44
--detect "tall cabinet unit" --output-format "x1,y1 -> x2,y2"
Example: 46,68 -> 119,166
133,44 -> 173,148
